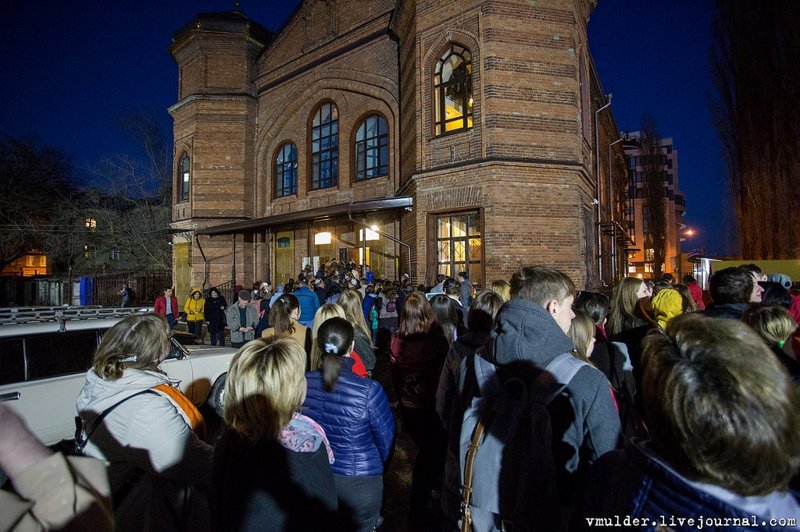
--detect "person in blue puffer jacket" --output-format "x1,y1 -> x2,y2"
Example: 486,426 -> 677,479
303,317 -> 395,532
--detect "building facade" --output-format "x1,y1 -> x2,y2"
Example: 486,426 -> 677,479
168,0 -> 624,296
622,131 -> 686,278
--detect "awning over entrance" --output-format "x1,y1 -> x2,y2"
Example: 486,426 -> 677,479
196,197 -> 413,236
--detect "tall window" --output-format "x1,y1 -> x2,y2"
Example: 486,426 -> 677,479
179,153 -> 190,202
310,102 -> 339,190
436,211 -> 482,284
434,44 -> 474,136
275,142 -> 298,197
355,115 -> 388,181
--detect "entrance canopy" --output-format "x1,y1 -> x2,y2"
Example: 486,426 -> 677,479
196,197 -> 413,236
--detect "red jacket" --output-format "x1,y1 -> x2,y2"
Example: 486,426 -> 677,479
688,283 -> 705,310
154,295 -> 179,316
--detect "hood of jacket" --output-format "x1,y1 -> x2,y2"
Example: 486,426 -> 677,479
76,368 -> 175,414
190,287 -> 203,297
484,298 -> 574,368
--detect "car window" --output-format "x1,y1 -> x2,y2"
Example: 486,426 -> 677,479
26,331 -> 99,381
0,338 -> 24,385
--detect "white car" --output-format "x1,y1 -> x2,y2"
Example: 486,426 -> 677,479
0,306 -> 236,446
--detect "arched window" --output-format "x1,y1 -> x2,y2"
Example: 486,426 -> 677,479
310,102 -> 339,190
354,114 -> 388,181
275,142 -> 298,197
179,153 -> 190,202
434,44 -> 473,136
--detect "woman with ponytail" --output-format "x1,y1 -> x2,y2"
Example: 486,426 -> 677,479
302,317 -> 395,531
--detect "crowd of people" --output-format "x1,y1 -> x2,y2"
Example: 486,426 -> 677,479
3,261 -> 800,531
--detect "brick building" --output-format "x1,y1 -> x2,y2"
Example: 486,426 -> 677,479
168,0 -> 625,296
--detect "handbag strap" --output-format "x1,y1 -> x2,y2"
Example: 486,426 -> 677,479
75,389 -> 156,452
461,415 -> 487,532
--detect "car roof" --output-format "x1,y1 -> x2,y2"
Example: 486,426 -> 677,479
0,306 -> 153,337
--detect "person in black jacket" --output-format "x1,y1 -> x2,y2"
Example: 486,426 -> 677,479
212,336 -> 349,531
205,287 -> 228,346
703,267 -> 756,319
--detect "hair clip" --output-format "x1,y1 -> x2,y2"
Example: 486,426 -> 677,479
121,354 -> 137,363
324,342 -> 338,354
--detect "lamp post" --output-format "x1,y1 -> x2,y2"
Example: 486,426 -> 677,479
594,93 -> 613,285
608,137 -> 624,283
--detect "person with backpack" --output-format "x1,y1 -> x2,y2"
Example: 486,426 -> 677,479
436,290 -> 504,528
457,266 -> 621,531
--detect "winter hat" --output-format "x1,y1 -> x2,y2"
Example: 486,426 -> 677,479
238,289 -> 251,301
651,288 -> 683,330
768,273 -> 792,289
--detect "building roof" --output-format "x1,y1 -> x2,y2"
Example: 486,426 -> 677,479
196,197 -> 413,236
171,10 -> 272,47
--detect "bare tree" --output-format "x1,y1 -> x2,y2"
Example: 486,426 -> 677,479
712,1 -> 800,258
0,136 -> 78,271
83,110 -> 172,270
639,116 -> 668,279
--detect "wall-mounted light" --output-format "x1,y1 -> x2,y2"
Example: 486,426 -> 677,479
314,232 -> 332,245
359,226 -> 380,241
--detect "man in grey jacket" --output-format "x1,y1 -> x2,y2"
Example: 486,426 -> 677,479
476,266 -> 621,524
226,290 -> 258,348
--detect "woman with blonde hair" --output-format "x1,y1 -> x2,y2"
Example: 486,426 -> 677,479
309,303 -> 368,376
76,313 -> 212,531
336,289 -> 377,372
212,336 -> 341,530
390,291 -> 450,523
491,279 -> 511,302
568,309 -> 597,363
743,305 -> 800,385
261,293 -> 312,368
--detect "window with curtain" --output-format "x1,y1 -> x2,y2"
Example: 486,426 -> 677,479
436,211 -> 482,284
434,44 -> 474,136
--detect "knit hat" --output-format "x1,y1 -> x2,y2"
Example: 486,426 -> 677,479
651,289 -> 683,330
238,289 -> 251,301
768,273 -> 792,289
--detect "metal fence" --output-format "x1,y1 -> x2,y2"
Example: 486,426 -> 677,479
89,270 -> 173,306
0,270 -> 172,307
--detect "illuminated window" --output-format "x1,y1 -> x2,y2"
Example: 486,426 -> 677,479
85,217 -> 97,230
436,211 -> 482,284
310,102 -> 338,190
275,142 -> 298,197
110,249 -> 121,261
434,44 -> 473,136
83,245 -> 96,258
179,153 -> 190,202
354,115 -> 388,181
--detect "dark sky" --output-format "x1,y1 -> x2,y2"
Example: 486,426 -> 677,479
588,1 -> 734,256
1,0 -> 732,255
